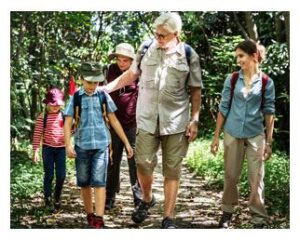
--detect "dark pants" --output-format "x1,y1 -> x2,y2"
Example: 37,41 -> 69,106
42,145 -> 66,201
106,127 -> 142,204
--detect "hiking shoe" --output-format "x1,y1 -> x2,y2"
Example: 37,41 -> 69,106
218,211 -> 233,228
93,216 -> 105,229
253,223 -> 267,229
134,198 -> 142,208
162,217 -> 177,229
131,195 -> 156,224
105,199 -> 115,210
87,213 -> 96,227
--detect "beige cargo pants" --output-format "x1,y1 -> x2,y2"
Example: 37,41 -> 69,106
221,131 -> 269,224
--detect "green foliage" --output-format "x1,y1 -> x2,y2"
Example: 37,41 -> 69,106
11,142 -> 75,200
11,149 -> 44,200
185,138 -> 289,215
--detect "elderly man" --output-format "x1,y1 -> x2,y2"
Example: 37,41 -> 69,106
103,12 -> 203,228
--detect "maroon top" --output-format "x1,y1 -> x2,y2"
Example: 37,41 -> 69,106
106,64 -> 138,130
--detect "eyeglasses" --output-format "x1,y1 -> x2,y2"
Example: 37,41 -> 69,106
154,32 -> 173,40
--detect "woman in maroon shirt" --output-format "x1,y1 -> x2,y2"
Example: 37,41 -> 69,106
105,43 -> 142,210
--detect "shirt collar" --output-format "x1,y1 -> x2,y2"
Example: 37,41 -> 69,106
153,39 -> 184,56
239,70 -> 263,83
78,87 -> 98,96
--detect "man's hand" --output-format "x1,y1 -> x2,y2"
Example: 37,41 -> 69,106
185,120 -> 198,143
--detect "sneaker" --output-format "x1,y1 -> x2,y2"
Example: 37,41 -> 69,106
131,195 -> 156,224
162,217 -> 177,229
93,216 -> 105,229
87,213 -> 96,227
218,211 -> 232,228
105,199 -> 115,210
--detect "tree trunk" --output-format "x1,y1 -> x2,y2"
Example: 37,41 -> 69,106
284,12 -> 290,53
233,12 -> 249,40
244,12 -> 258,41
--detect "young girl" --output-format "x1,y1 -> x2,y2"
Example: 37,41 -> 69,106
32,88 -> 66,211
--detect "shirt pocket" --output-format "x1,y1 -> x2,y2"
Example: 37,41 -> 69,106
140,58 -> 158,89
166,59 -> 189,91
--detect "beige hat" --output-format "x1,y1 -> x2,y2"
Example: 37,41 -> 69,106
108,43 -> 135,60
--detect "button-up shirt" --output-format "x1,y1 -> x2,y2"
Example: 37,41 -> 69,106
131,40 -> 203,135
64,88 -> 117,150
219,70 -> 275,138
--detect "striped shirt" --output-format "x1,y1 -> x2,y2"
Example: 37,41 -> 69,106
32,112 -> 65,151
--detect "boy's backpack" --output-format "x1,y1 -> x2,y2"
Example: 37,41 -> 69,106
73,90 -> 109,131
229,71 -> 269,109
43,111 -> 65,130
138,39 -> 192,69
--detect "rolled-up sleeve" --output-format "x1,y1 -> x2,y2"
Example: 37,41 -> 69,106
219,74 -> 232,117
187,48 -> 203,88
262,78 -> 275,114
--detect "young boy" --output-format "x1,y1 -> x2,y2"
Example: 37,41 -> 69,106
32,88 -> 66,211
64,62 -> 133,229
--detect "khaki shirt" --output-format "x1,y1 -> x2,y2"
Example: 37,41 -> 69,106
131,40 -> 203,135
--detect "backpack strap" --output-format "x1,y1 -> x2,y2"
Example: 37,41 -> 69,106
261,72 -> 269,108
98,91 -> 113,164
184,43 -> 192,66
229,71 -> 239,108
98,91 -> 110,129
73,90 -> 82,131
138,39 -> 153,70
43,112 -> 48,130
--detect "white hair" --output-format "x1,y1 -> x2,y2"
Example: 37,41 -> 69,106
153,12 -> 182,35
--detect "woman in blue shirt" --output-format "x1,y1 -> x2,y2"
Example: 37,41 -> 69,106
211,39 -> 275,228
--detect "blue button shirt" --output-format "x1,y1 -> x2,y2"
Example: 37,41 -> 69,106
219,70 -> 275,138
64,88 -> 117,150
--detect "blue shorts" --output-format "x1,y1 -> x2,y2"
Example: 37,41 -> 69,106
75,145 -> 109,187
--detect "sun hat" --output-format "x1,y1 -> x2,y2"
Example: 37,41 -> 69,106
43,88 -> 65,106
80,62 -> 105,82
108,43 -> 135,60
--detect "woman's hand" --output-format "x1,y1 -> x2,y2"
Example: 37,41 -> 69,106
263,143 -> 272,161
125,144 -> 134,159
